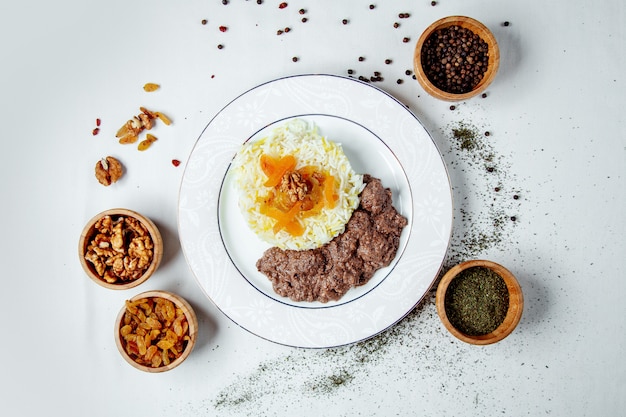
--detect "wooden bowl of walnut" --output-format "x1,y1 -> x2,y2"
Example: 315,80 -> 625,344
78,208 -> 163,290
414,16 -> 500,101
115,290 -> 198,372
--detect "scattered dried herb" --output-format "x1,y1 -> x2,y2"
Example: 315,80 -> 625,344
444,266 -> 509,335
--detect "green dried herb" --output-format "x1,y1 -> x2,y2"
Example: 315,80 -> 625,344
444,266 -> 509,335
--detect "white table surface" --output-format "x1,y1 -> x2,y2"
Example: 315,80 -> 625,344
1,1 -> 624,416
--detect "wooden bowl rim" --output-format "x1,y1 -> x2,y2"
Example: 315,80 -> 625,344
114,290 -> 198,373
414,15 -> 500,101
78,208 -> 163,290
435,260 -> 523,345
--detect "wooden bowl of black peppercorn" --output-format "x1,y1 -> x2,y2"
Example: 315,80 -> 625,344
414,16 -> 500,101
436,260 -> 523,345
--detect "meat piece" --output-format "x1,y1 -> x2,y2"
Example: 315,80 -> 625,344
256,176 -> 408,303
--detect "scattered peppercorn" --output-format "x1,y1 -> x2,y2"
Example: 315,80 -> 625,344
399,13 -> 410,18
347,69 -> 354,75
405,69 -> 412,76
358,56 -> 365,61
487,167 -> 494,173
393,22 -> 400,28
299,8 -> 305,14
481,92 -> 488,98
397,79 -> 403,84
385,59 -> 392,64
403,37 -> 410,43
257,0 -> 263,3
292,56 -> 298,62
342,19 -> 348,25
222,0 -> 228,4
301,17 -> 308,23
450,105 -> 456,110
369,4 -> 375,9
484,131 -> 490,136
510,216 -> 517,221
284,27 -> 291,32
279,2 -> 287,9
503,21 -> 510,27
513,195 -> 519,200
277,29 -> 283,35
217,44 -> 224,49
201,19 -> 207,25
431,1 -> 437,5
495,187 -> 501,192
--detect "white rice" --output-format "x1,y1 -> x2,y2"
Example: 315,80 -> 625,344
230,119 -> 363,250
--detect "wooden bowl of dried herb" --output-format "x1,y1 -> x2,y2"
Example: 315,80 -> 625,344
414,16 -> 500,101
436,260 -> 523,345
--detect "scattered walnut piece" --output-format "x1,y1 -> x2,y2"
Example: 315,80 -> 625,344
95,156 -> 123,186
120,297 -> 191,368
84,215 -> 154,283
116,107 -> 170,145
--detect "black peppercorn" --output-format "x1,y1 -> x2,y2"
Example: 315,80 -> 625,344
342,19 -> 348,25
403,37 -> 410,43
397,79 -> 403,84
450,105 -> 456,110
217,44 -> 224,49
385,59 -> 392,64
301,17 -> 308,23
421,25 -> 490,94
369,4 -> 375,9
292,56 -> 298,62
503,21 -> 510,27
358,56 -> 365,62
347,69 -> 354,75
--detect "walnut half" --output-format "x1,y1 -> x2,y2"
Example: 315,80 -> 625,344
95,156 -> 123,186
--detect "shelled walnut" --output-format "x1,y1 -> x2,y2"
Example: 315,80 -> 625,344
95,156 -> 123,186
84,214 -> 154,283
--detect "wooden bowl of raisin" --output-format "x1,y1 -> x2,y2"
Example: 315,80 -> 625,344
414,16 -> 500,101
78,208 -> 163,290
435,260 -> 523,345
115,290 -> 198,372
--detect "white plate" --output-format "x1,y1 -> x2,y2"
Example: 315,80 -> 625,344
178,74 -> 452,348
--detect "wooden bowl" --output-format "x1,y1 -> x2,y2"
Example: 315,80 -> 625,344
115,290 -> 198,372
78,208 -> 163,290
436,260 -> 523,345
414,16 -> 500,101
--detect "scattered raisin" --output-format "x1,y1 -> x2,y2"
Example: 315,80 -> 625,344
219,25 -> 227,32
279,2 -> 287,9
403,37 -> 410,43
172,159 -> 181,167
